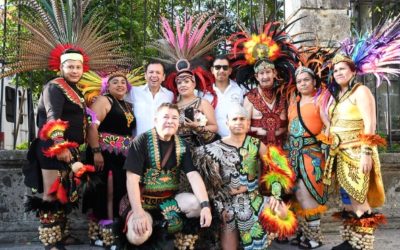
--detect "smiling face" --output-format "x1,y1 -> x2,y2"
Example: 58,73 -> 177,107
60,60 -> 84,84
255,67 -> 277,89
176,73 -> 196,97
296,72 -> 316,96
107,76 -> 128,100
333,62 -> 356,87
211,59 -> 232,83
145,63 -> 166,89
154,106 -> 180,139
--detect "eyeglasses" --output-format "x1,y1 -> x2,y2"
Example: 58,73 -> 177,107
213,65 -> 229,71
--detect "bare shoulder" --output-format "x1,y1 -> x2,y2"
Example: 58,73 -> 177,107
200,98 -> 213,109
354,84 -> 373,98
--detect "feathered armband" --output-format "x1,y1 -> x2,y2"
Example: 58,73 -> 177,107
259,206 -> 297,239
39,119 -> 79,158
360,134 -> 386,147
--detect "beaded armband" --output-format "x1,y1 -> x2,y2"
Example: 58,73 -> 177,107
39,119 -> 79,158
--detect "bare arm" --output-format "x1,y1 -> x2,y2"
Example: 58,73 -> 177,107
355,86 -> 376,134
355,85 -> 376,174
243,96 -> 253,119
200,99 -> 218,133
186,171 -> 212,227
87,96 -> 111,170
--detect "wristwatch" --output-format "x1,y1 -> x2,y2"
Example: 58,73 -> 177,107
200,200 -> 210,209
91,147 -> 102,154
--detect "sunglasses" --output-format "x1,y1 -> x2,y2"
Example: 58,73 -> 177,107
213,65 -> 229,71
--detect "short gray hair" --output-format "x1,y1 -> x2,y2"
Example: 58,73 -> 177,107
226,104 -> 249,120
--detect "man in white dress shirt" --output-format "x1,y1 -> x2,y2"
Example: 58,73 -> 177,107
200,55 -> 246,137
127,60 -> 174,136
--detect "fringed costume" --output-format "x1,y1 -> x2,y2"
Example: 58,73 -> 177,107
321,15 -> 400,250
1,1 -> 131,249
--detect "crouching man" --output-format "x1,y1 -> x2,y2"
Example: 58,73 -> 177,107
123,103 -> 212,248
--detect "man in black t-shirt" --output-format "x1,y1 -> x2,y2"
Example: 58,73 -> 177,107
124,103 -> 212,246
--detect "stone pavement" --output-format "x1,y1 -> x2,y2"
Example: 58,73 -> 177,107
0,229 -> 398,250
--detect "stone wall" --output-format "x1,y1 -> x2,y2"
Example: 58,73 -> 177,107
285,0 -> 351,46
0,150 -> 399,244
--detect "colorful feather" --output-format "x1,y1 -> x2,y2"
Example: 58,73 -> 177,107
0,0 -> 131,78
337,15 -> 400,87
259,206 -> 297,239
228,18 -> 304,90
149,12 -> 220,105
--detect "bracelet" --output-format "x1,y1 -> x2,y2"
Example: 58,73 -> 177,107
91,147 -> 102,154
200,201 -> 210,209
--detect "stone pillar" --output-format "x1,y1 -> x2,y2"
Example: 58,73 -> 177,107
284,0 -> 351,47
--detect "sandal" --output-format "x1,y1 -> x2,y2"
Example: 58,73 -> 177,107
299,238 -> 322,249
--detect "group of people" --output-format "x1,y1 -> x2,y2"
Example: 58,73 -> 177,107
5,2 -> 395,250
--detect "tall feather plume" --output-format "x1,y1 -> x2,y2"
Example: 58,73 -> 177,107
148,12 -> 222,105
338,15 -> 400,87
228,18 -> 304,89
0,0 -> 132,79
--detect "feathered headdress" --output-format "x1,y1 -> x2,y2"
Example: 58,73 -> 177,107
148,12 -> 221,106
0,0 -> 131,78
228,18 -> 303,90
332,15 -> 400,87
290,46 -> 337,96
78,68 -> 146,104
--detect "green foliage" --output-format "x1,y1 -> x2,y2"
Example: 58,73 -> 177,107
1,0 -> 283,99
16,141 -> 29,150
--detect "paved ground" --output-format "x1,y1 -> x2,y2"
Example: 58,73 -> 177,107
0,229 -> 398,250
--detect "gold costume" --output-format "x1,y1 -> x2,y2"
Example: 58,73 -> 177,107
323,83 -> 385,207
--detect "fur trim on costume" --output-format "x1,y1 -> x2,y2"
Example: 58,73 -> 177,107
360,134 -> 387,147
24,196 -> 64,213
259,206 -> 298,239
297,205 -> 328,219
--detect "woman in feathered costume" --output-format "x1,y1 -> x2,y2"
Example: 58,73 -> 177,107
285,48 -> 335,249
0,1 -> 130,249
321,16 -> 400,250
149,12 -> 220,148
78,70 -> 144,248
